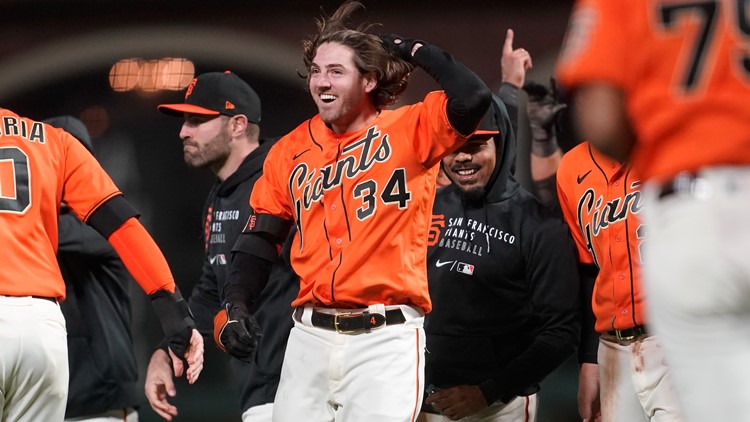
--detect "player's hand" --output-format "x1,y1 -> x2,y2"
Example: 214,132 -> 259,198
145,348 -> 179,421
169,329 -> 204,384
578,362 -> 602,422
424,385 -> 487,420
380,33 -> 424,62
522,80 -> 567,142
213,302 -> 262,362
501,28 -> 532,88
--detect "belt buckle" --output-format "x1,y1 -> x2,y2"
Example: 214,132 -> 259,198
615,329 -> 636,342
333,312 -> 359,334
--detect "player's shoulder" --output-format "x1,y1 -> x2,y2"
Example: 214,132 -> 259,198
559,142 -> 591,175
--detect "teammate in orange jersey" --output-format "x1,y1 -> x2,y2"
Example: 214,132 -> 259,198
0,109 -> 203,422
556,142 -> 684,422
213,1 -> 492,420
557,0 -> 750,420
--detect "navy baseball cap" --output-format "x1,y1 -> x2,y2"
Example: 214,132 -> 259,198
472,102 -> 500,137
158,71 -> 261,124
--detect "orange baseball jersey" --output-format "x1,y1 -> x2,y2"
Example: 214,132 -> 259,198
250,91 -> 468,313
557,142 -> 647,333
0,108 -> 120,300
556,0 -> 750,183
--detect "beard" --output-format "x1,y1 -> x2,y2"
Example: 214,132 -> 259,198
184,125 -> 231,169
456,185 -> 486,202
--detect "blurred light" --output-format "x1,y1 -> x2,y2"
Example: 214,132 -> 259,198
109,59 -> 141,91
80,106 -> 110,138
108,58 -> 194,92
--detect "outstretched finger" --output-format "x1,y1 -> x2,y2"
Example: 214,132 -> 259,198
503,28 -> 515,55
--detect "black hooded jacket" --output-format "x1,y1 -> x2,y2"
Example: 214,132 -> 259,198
58,207 -> 139,418
186,137 -> 299,411
424,97 -> 580,405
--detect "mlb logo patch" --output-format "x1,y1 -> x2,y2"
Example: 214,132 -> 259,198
456,262 -> 474,275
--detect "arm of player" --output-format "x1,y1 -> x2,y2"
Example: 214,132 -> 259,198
498,28 -> 532,134
522,81 -> 566,210
577,263 -> 601,422
424,385 -> 487,420
145,348 -> 179,421
578,362 -> 602,422
380,34 -> 492,137
85,196 -> 204,384
215,212 -> 293,361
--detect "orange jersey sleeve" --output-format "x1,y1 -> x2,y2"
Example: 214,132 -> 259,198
557,142 -> 648,332
249,91 -> 466,312
557,0 -> 750,182
0,109 -> 120,300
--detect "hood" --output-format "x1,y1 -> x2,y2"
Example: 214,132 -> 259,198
217,137 -> 277,197
442,94 -> 520,205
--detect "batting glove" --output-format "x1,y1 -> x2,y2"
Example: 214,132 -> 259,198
522,80 -> 567,142
149,289 -> 195,359
213,301 -> 262,362
379,33 -> 424,63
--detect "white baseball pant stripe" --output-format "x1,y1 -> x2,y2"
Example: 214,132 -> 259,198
273,304 -> 425,422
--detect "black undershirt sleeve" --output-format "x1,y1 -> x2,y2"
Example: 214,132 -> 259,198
578,263 -> 600,364
411,44 -> 491,137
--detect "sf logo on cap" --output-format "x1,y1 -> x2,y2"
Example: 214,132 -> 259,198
185,78 -> 198,99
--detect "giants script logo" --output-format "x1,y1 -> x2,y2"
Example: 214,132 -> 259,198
577,187 -> 643,267
289,126 -> 392,245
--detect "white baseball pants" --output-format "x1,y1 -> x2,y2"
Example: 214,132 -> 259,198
0,296 -> 68,422
272,305 -> 425,422
643,166 -> 750,421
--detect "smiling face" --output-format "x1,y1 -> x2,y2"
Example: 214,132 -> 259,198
442,136 -> 496,199
179,113 -> 232,170
308,42 -> 377,133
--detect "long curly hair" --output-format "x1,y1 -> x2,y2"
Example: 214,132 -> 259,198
301,1 -> 414,110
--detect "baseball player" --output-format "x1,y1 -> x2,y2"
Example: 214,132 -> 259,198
145,71 -> 299,422
422,92 -> 580,421
0,107 -> 203,422
556,0 -> 750,420
556,141 -> 684,421
213,1 -> 492,420
45,116 -> 140,422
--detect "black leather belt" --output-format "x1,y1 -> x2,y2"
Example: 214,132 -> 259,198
606,325 -> 648,342
294,307 -> 406,334
658,172 -> 701,200
1,295 -> 56,303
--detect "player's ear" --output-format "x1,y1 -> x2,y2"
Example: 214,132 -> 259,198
363,72 -> 377,94
230,114 -> 248,137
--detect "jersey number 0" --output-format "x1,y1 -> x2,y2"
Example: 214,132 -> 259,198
0,147 -> 32,214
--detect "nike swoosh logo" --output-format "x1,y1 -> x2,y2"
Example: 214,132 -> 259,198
293,148 -> 311,160
209,256 -> 218,264
577,170 -> 592,184
435,260 -> 454,268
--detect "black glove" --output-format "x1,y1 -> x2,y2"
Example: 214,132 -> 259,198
149,289 -> 195,359
380,33 -> 424,63
522,79 -> 567,142
213,301 -> 262,362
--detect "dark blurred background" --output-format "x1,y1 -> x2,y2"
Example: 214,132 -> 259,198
1,0 -> 579,420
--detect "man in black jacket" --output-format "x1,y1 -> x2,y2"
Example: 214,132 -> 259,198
422,92 -> 580,421
48,115 -> 140,422
145,71 -> 298,421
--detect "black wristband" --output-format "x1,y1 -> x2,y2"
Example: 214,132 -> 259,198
531,137 -> 561,158
149,288 -> 195,338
